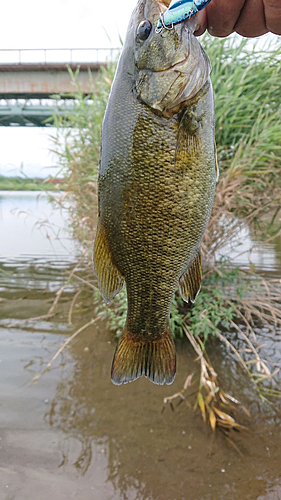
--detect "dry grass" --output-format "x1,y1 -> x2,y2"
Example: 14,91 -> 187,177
29,36 -> 281,420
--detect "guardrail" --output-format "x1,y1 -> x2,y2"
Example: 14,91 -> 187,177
0,100 -> 76,127
0,48 -> 121,65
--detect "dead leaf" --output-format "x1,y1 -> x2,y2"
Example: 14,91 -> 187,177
209,410 -> 217,432
198,392 -> 206,422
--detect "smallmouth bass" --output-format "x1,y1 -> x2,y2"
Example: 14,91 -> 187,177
94,0 -> 217,385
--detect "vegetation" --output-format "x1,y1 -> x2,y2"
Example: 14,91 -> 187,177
0,175 -> 66,191
51,65 -> 116,258
49,35 -> 281,430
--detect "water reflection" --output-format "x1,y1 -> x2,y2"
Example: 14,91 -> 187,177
0,190 -> 77,260
1,191 -> 281,500
219,223 -> 281,276
43,322 -> 281,500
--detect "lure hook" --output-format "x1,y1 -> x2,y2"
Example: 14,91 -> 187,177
155,11 -> 174,33
155,0 -> 211,34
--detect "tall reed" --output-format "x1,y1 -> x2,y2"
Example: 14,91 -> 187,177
51,36 -> 281,413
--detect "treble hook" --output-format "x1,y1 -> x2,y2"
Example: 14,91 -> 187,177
155,12 -> 174,33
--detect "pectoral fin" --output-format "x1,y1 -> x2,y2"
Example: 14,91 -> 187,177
179,250 -> 202,304
93,221 -> 124,304
174,109 -> 200,169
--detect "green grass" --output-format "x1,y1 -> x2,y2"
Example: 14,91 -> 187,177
51,36 -> 281,396
51,37 -> 281,244
0,176 -> 66,191
93,261 -> 247,342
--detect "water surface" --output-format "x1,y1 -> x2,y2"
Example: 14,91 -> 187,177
0,192 -> 280,500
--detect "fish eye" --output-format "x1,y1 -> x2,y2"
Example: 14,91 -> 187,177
137,20 -> 152,41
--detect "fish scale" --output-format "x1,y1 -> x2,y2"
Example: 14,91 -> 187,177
94,0 -> 217,385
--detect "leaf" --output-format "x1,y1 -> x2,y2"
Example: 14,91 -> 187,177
224,393 -> 240,405
213,408 -> 235,423
197,392 -> 206,422
219,392 -> 229,405
209,410 -> 217,432
240,405 -> 251,418
214,408 -> 248,431
205,392 -> 214,406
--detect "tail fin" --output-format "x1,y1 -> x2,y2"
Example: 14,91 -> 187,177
111,327 -> 176,386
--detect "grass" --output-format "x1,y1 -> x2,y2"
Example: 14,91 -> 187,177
44,35 -> 281,428
51,36 -> 281,249
50,64 -> 117,258
0,175 -> 66,191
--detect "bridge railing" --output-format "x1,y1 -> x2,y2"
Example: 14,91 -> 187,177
0,48 -> 121,65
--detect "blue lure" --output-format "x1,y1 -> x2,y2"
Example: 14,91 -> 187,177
156,0 -> 211,32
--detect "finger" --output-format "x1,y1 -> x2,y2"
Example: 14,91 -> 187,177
205,0 -> 246,37
263,0 -> 281,34
194,10 -> 207,36
235,0 -> 267,37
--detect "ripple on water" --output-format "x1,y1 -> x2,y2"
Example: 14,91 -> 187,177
0,191 -> 281,500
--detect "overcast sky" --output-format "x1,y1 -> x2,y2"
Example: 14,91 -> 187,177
0,0 -> 276,178
1,0 -> 135,50
0,0 -> 137,177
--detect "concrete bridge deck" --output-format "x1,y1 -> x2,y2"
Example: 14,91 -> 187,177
0,48 -> 119,98
0,48 -> 119,125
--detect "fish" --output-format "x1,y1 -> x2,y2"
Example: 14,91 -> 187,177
156,0 -> 212,32
93,0 -> 218,386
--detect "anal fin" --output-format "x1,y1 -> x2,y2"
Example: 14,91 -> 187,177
93,221 -> 124,304
179,250 -> 202,304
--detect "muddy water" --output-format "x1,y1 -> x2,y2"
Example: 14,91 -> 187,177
0,192 -> 281,500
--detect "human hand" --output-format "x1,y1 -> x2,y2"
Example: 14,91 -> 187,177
195,0 -> 281,37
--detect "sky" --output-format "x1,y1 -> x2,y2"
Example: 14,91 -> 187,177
0,0 -> 136,178
0,0 -> 135,50
0,0 -> 277,178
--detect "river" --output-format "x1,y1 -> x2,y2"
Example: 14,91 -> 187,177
0,191 -> 280,500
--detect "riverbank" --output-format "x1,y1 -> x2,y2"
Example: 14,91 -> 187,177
0,175 -> 66,191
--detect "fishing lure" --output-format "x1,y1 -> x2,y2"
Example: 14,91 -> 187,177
156,0 -> 211,33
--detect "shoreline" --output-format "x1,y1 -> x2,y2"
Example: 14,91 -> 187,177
0,175 -> 66,191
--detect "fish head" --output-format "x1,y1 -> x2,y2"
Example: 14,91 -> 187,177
125,0 -> 211,115
134,0 -> 186,71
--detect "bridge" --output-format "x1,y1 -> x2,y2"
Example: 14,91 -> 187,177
0,48 -> 120,126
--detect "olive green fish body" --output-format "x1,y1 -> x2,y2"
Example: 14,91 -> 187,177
94,0 -> 217,385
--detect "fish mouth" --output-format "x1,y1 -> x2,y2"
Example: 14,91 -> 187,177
153,0 -> 197,72
135,0 -> 209,113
